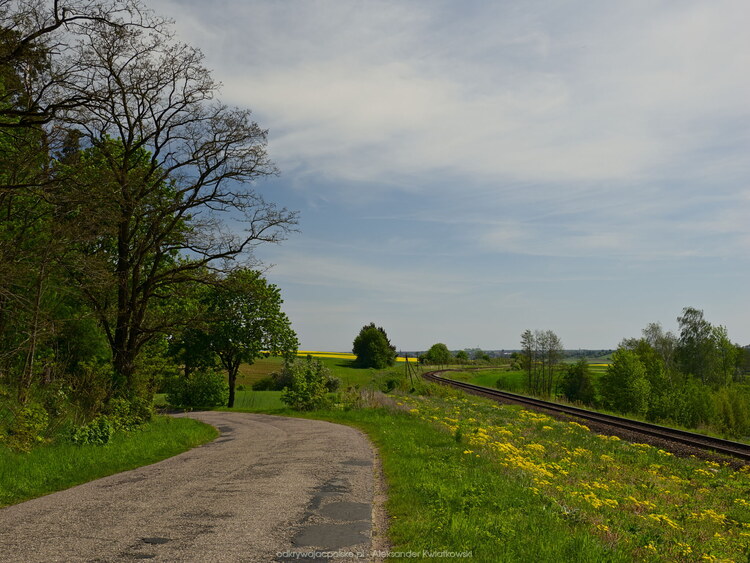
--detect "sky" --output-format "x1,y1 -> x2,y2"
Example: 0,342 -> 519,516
148,0 -> 750,352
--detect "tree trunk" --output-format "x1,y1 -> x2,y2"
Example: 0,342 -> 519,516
227,367 -> 237,408
20,254 -> 50,403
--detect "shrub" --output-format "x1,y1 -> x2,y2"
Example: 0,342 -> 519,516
251,376 -> 274,391
252,370 -> 294,391
667,379 -> 714,429
69,415 -> 114,445
372,372 -> 402,393
3,403 -> 50,452
280,357 -> 337,411
599,349 -> 650,415
105,397 -> 153,432
166,370 -> 229,408
713,386 -> 750,437
67,360 -> 113,418
560,359 -> 596,405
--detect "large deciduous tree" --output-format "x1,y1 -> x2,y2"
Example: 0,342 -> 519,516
352,323 -> 396,369
676,307 -> 738,387
198,269 -> 298,408
50,17 -> 297,396
424,342 -> 452,366
0,0 -> 156,131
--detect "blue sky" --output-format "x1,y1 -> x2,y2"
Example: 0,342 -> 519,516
149,0 -> 750,351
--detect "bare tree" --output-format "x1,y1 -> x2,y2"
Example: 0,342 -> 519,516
53,14 -> 297,395
0,0 -> 157,128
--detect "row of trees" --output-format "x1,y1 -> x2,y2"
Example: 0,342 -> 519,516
524,308 -> 749,437
418,345 -> 495,365
1,1 -> 298,446
350,333 -> 499,370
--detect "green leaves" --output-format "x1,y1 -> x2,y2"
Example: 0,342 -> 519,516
352,322 -> 396,369
280,357 -> 336,411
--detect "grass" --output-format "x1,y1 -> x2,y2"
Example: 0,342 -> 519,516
0,415 -> 217,508
442,368 -> 750,444
387,389 -> 750,562
236,357 -> 284,385
303,403 -> 631,562
236,355 -> 413,389
447,368 -> 525,391
226,390 -> 285,411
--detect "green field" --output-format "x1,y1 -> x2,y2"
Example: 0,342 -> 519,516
447,368 -> 526,391
236,357 -> 285,385
236,356 -> 413,389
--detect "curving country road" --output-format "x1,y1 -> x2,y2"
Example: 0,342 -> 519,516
0,412 -> 382,562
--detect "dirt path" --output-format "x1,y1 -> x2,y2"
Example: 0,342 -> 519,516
0,412 -> 382,562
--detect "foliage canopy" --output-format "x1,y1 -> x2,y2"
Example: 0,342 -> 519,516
352,323 -> 396,369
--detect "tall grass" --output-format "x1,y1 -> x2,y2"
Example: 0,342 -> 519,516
0,416 -> 217,508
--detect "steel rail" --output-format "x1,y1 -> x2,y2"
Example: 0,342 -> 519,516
423,369 -> 750,462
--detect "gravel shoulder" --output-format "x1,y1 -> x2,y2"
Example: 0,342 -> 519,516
0,412 -> 382,562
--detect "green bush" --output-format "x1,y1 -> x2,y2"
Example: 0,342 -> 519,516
713,386 -> 749,437
166,370 -> 229,408
280,357 -> 337,411
3,403 -> 50,452
256,362 -> 341,394
251,376 -> 273,391
372,372 -> 402,393
672,379 -> 714,429
599,349 -> 651,415
105,397 -> 153,432
68,360 -> 113,418
69,415 -> 114,445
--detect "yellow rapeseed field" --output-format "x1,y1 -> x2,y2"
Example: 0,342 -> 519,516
297,350 -> 414,362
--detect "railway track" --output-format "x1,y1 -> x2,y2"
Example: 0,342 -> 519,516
423,369 -> 750,463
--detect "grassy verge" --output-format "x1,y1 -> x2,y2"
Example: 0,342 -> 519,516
304,405 -> 630,562
443,370 -> 750,444
0,415 -> 217,508
381,390 -> 750,561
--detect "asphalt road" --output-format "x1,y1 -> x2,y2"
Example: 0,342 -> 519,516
0,412 -> 379,562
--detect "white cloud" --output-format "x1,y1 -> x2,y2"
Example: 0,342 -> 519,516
144,0 -> 750,348
266,251 -> 469,303
149,1 -> 750,198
